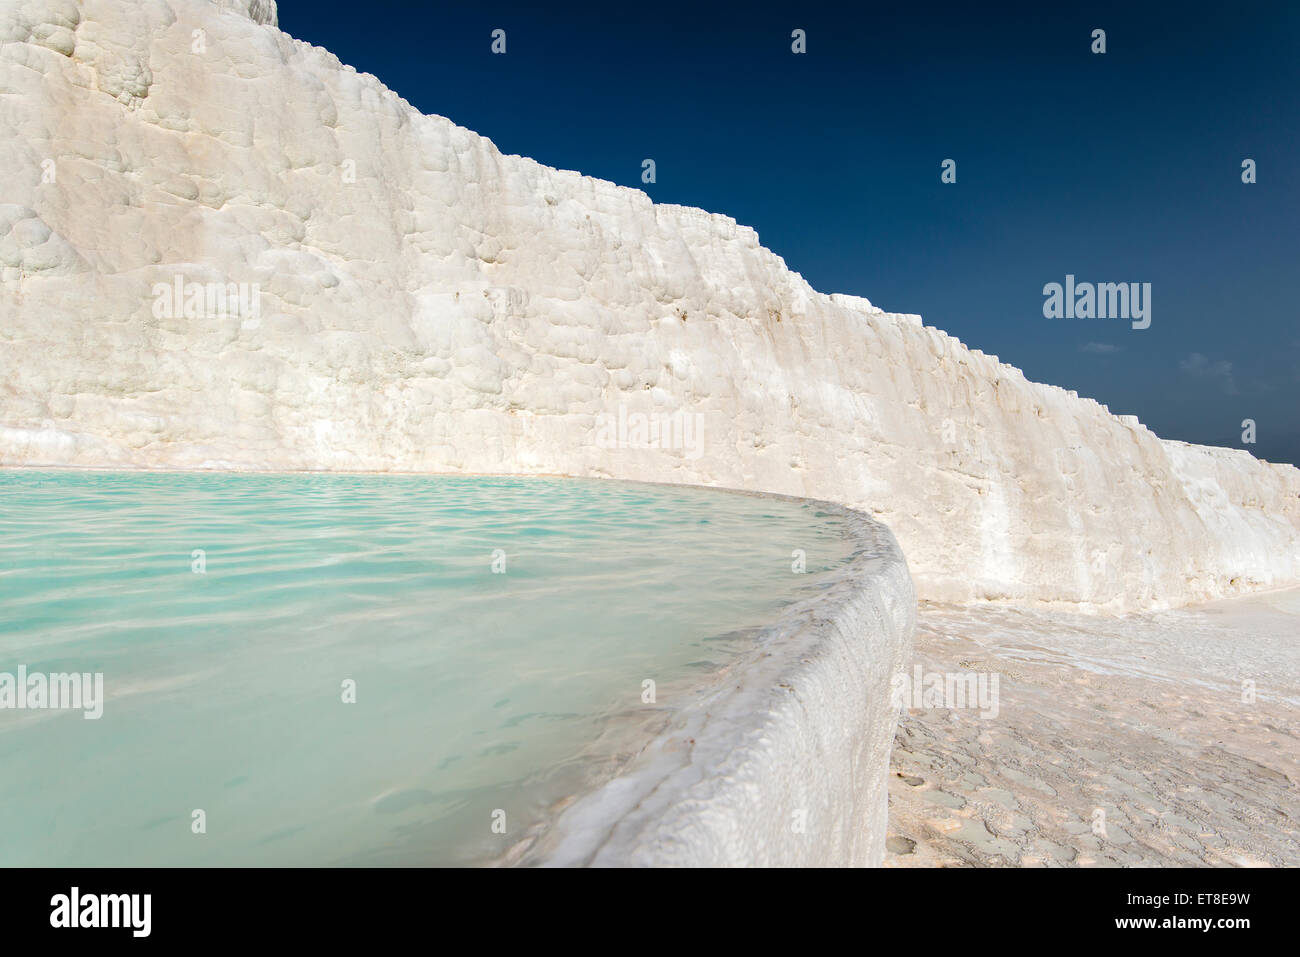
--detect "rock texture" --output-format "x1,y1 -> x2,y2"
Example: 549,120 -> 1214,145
2,0 -> 1298,609
533,504 -> 915,867
886,592 -> 1300,867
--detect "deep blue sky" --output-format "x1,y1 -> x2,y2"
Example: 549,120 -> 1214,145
282,0 -> 1299,465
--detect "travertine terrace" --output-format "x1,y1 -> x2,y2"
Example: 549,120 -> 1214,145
3,0 -> 1298,608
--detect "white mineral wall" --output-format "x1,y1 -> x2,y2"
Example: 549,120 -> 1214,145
2,0 -> 1299,610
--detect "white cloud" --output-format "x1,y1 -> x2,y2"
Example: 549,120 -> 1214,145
1179,353 -> 1238,394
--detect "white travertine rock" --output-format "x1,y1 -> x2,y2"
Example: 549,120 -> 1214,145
2,0 -> 1298,610
532,504 -> 917,867
213,0 -> 276,27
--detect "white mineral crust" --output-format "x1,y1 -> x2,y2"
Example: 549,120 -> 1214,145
2,0 -> 1298,610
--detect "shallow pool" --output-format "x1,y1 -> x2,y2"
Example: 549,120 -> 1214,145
0,471 -> 852,865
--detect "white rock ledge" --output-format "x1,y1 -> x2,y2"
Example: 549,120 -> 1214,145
526,496 -> 915,867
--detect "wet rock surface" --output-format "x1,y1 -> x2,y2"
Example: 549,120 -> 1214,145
885,594 -> 1300,867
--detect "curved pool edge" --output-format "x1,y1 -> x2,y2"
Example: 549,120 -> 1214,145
528,500 -> 917,867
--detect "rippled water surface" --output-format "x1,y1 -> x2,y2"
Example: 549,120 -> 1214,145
0,471 -> 852,865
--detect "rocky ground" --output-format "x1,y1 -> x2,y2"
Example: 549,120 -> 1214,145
884,590 -> 1300,867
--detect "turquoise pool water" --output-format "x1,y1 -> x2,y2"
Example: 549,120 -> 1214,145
0,471 -> 852,865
